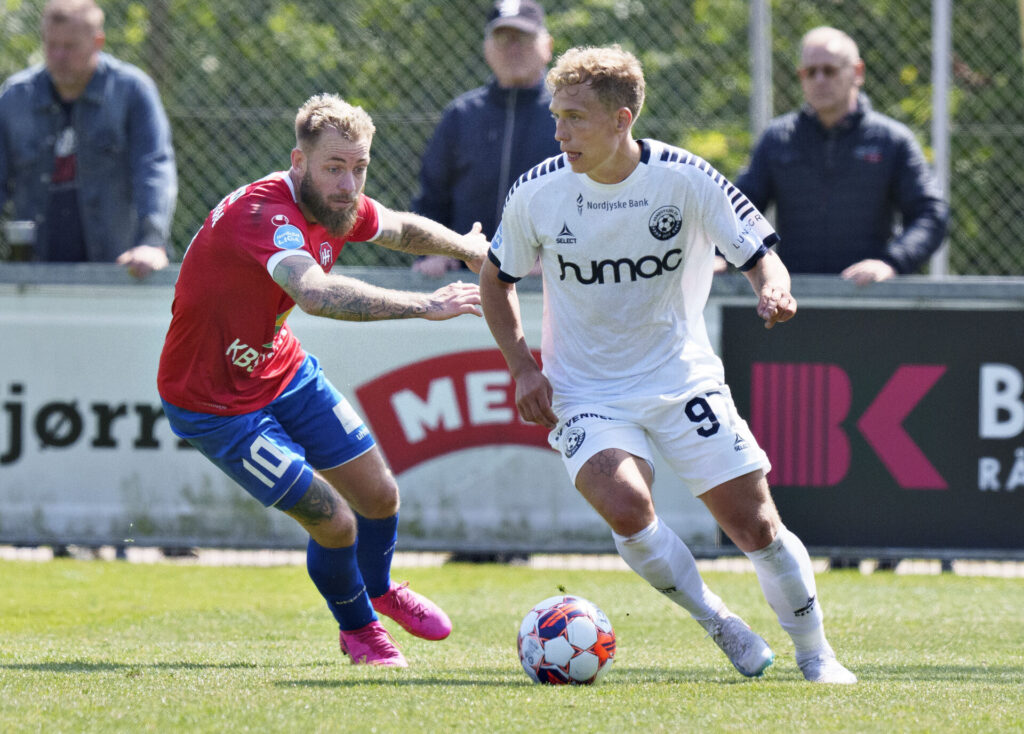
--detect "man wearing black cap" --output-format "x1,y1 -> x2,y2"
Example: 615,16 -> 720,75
412,0 -> 559,276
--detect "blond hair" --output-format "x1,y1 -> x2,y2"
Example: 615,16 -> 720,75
294,93 -> 376,151
546,44 -> 645,120
43,0 -> 105,33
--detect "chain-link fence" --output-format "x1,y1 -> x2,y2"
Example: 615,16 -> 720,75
2,0 -> 1022,274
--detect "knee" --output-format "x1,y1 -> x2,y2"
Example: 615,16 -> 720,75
358,474 -> 400,518
732,514 -> 780,553
307,504 -> 358,548
598,493 -> 656,537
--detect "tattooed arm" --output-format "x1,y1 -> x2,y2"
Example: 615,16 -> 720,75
370,206 -> 489,273
272,254 -> 481,322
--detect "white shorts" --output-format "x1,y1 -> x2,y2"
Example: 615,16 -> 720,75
548,386 -> 770,497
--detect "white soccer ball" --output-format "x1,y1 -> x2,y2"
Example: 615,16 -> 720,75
516,594 -> 615,685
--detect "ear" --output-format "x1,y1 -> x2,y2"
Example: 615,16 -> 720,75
852,59 -> 866,87
94,30 -> 106,52
615,107 -> 634,132
290,147 -> 306,173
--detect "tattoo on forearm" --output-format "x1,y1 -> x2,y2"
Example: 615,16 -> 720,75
308,280 -> 428,321
278,261 -> 428,321
378,217 -> 469,260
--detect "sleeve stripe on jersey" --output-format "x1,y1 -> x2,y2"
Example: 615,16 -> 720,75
659,142 -> 763,227
504,154 -> 566,206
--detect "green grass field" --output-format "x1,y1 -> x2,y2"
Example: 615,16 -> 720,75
1,558 -> 1022,733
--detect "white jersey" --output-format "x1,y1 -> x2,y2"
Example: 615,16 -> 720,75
489,139 -> 777,406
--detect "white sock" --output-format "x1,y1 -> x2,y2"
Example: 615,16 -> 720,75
745,525 -> 828,655
613,517 -> 723,621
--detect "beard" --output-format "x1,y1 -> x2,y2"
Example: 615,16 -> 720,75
299,172 -> 359,237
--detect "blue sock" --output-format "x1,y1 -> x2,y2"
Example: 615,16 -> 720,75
306,538 -> 376,631
356,513 -> 398,598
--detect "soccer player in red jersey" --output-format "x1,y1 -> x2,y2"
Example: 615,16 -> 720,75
158,94 -> 487,666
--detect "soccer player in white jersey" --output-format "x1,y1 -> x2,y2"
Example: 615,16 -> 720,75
480,45 -> 856,684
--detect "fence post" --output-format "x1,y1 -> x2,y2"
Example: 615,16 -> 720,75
930,0 -> 953,276
749,0 -> 772,138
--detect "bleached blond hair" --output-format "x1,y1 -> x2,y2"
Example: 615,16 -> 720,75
546,44 -> 645,120
294,93 -> 376,151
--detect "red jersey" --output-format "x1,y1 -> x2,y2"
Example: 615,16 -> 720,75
157,172 -> 381,414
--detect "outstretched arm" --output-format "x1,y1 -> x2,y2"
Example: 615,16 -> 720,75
742,249 -> 797,329
273,254 -> 481,322
371,206 -> 488,273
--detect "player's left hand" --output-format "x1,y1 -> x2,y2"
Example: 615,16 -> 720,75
116,245 -> 169,279
757,284 -> 797,329
840,258 -> 896,286
424,280 -> 483,319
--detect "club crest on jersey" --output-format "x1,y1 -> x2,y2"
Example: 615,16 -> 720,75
319,242 -> 333,267
273,224 -> 304,250
563,426 -> 586,458
648,205 -> 682,240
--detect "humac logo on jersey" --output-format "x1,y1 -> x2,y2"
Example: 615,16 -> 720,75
558,248 -> 682,284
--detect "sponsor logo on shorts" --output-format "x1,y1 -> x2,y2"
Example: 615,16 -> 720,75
564,426 -> 586,458
733,433 -> 748,451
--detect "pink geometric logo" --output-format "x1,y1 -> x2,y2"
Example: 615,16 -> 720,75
749,363 -> 946,489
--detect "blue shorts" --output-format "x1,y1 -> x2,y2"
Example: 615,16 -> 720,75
162,355 -> 376,511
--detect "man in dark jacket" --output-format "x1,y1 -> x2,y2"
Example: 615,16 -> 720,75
411,0 -> 559,276
733,26 -> 948,285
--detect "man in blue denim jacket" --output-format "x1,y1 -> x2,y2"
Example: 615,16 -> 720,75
0,0 -> 176,278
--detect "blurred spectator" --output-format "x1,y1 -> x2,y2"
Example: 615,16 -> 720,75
730,26 -> 948,285
411,0 -> 559,276
0,0 -> 177,278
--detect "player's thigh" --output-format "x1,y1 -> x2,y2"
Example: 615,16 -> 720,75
649,387 -> 770,498
162,400 -> 313,512
549,409 -> 656,535
575,448 -> 656,536
318,447 -> 398,520
270,360 -> 390,513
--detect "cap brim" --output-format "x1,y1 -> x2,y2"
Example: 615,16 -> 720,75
486,17 -> 543,34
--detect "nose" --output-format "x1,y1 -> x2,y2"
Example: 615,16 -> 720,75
554,119 -> 569,142
336,171 -> 357,193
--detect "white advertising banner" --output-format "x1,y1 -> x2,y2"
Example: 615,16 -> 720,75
0,280 -> 717,551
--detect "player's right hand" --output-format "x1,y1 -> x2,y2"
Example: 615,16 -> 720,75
424,280 -> 482,319
514,368 -> 558,429
462,221 -> 489,274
